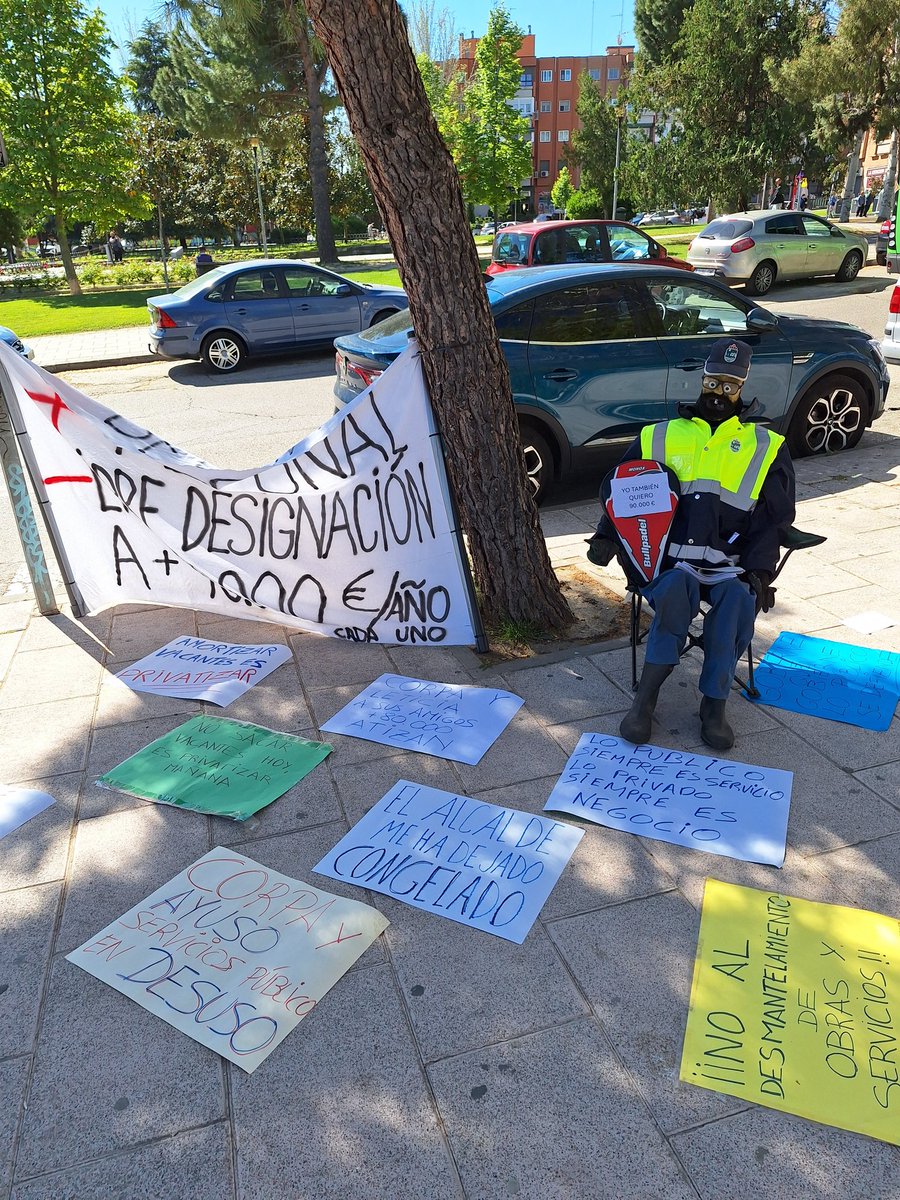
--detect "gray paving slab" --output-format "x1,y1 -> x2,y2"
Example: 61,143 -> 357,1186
0,602 -> 37,634
498,655 -> 630,726
330,750 -> 464,825
288,632 -> 393,687
672,1106 -> 900,1200
473,776 -> 677,920
192,615 -> 291,644
776,557 -> 870,600
94,660 -> 200,727
0,1056 -> 28,1199
761,706 -> 900,772
14,958 -> 225,1177
2,698 -> 94,784
230,962 -> 459,1200
855,759 -> 900,808
427,1018 -> 696,1200
0,773 -> 80,892
0,882 -> 60,1058
207,743 -> 340,845
381,898 -> 587,1062
200,662 -> 313,730
11,1123 -> 233,1200
0,630 -> 22,682
13,610 -> 111,656
453,709 -> 570,793
384,644 -> 476,682
107,608 -> 198,664
814,832 -> 900,915
55,802 -> 210,957
547,891 -> 745,1133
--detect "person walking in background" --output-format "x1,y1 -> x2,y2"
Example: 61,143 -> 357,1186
771,179 -> 785,208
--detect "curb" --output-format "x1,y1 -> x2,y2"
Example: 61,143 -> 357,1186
41,352 -> 156,373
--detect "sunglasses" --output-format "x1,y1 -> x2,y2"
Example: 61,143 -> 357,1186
702,375 -> 744,396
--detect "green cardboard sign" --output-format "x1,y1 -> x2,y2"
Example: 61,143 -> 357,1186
96,715 -> 332,820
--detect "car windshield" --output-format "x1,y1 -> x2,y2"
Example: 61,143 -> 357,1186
493,231 -> 531,264
699,219 -> 753,240
359,307 -> 413,339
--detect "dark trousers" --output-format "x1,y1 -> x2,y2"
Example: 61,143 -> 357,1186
642,569 -> 756,700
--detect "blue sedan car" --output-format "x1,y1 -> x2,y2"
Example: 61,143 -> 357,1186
148,258 -> 406,373
334,263 -> 889,500
0,324 -> 33,361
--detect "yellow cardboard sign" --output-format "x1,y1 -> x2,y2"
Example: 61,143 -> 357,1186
681,879 -> 900,1144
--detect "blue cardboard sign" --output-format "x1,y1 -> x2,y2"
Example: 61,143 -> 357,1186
544,734 -> 791,867
313,780 -> 583,943
751,632 -> 900,731
320,674 -> 524,764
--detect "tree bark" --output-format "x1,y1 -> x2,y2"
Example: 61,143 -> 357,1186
839,129 -> 865,223
55,211 -> 81,296
296,17 -> 338,264
305,0 -> 571,631
876,129 -> 899,222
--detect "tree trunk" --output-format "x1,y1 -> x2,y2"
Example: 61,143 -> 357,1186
877,130 -> 899,221
305,0 -> 571,631
55,211 -> 81,296
296,18 -> 338,264
839,129 -> 865,222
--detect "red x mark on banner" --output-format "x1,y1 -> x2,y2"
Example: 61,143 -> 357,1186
25,386 -> 72,431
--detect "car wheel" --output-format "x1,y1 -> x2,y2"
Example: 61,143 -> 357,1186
201,331 -> 246,372
876,250 -> 887,266
520,425 -> 554,503
836,250 -> 864,282
788,373 -> 868,457
368,309 -> 398,327
745,260 -> 777,296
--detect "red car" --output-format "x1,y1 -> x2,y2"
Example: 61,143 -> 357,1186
485,218 -> 694,276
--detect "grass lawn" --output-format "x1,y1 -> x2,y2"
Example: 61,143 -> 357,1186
0,288 -> 159,338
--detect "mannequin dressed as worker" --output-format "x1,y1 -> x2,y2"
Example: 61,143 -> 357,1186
589,338 -> 795,749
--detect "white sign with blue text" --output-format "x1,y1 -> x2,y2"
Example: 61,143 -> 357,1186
320,674 -> 524,764
544,733 -> 791,867
116,636 -> 292,706
313,780 -> 583,943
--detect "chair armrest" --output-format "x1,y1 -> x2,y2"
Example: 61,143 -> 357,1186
779,525 -> 827,550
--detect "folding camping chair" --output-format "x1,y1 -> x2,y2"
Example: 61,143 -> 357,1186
626,526 -> 827,697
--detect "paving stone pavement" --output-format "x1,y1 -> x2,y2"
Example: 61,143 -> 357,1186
2,435 -> 900,1199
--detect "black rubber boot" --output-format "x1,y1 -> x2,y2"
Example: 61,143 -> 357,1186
620,663 -> 674,744
699,696 -> 735,750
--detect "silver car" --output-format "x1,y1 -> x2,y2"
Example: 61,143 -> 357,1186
687,209 -> 869,296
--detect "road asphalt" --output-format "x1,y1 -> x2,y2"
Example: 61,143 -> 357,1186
1,264 -> 900,1199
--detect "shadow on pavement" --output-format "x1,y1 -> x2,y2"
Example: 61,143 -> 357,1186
167,351 -> 336,388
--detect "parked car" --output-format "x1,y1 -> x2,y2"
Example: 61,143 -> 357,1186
638,210 -> 681,227
687,210 -> 869,295
880,280 -> 900,360
0,324 -> 34,361
147,259 -> 407,372
877,216 -> 892,267
486,219 -> 694,276
333,263 -> 888,500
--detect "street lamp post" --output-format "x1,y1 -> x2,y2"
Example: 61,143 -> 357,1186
249,136 -> 268,258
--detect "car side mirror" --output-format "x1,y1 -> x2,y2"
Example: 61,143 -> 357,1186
335,283 -> 352,296
747,307 -> 778,332
651,243 -> 667,259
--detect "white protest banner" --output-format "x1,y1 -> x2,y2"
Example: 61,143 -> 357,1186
320,673 -> 524,764
116,636 -> 292,705
544,733 -> 791,867
0,341 -> 477,644
0,785 -> 55,839
66,848 -> 389,1073
313,780 -> 582,943
609,471 -> 671,516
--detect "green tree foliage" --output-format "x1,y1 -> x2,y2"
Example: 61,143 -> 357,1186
568,74 -> 619,217
0,0 -> 144,293
634,0 -> 695,67
455,6 -> 532,219
0,205 -> 23,261
551,166 -> 573,213
417,52 -> 468,160
630,0 -> 824,211
620,130 -> 690,210
125,19 -> 170,116
565,187 -> 606,218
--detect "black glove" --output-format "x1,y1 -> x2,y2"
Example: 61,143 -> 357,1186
746,570 -> 776,614
586,534 -> 617,567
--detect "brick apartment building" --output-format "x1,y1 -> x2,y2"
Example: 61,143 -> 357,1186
456,32 -> 635,215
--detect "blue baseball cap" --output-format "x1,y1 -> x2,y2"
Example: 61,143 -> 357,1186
704,338 -> 751,382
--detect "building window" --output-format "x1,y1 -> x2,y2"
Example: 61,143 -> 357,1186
520,72 -> 533,85
558,159 -> 566,172
539,130 -> 551,142
608,67 -> 620,80
560,68 -> 571,81
540,100 -> 551,112
539,159 -> 550,177
558,129 -> 569,142
588,68 -> 600,80
540,69 -> 553,82
559,100 -> 570,112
